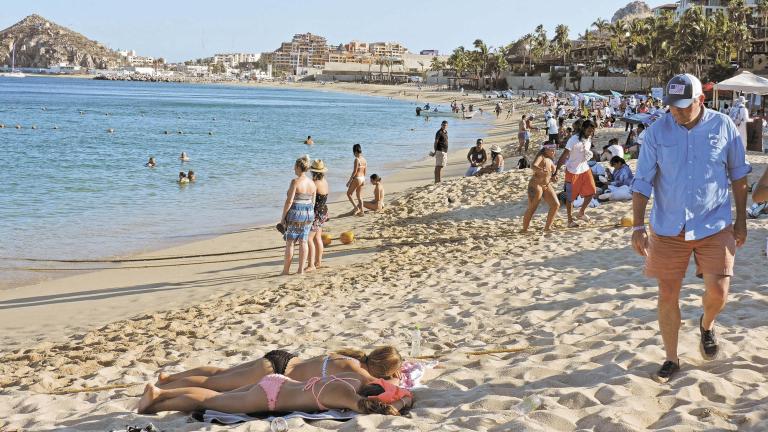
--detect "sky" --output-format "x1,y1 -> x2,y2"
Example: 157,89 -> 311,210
2,0 -> 671,62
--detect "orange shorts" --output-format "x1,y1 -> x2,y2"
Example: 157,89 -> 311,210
646,226 -> 736,279
564,170 -> 596,202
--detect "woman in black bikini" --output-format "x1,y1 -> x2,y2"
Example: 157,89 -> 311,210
307,159 -> 329,271
155,346 -> 403,392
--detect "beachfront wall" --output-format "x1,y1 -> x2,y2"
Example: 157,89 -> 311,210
505,72 -> 662,93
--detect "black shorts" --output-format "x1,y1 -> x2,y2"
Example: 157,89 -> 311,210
548,133 -> 559,143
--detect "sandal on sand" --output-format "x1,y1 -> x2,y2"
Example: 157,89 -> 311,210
577,214 -> 591,222
567,221 -> 580,228
653,359 -> 680,383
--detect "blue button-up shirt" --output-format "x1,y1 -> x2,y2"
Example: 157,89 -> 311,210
631,109 -> 751,240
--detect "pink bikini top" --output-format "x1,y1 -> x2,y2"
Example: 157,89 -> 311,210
303,375 -> 359,411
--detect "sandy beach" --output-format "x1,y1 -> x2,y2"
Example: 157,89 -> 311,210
2,83 -> 768,431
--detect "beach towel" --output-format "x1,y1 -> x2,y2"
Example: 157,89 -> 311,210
192,409 -> 357,425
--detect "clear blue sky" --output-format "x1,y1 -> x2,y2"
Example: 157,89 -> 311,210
2,1 -> 669,62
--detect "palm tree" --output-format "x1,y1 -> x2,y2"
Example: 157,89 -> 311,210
592,18 -> 611,37
430,56 -> 445,71
552,24 -> 571,64
473,39 -> 489,79
531,25 -> 549,64
757,0 -> 768,55
727,0 -> 753,65
448,46 -> 468,78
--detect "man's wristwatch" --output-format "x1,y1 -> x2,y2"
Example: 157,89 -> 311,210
632,225 -> 646,232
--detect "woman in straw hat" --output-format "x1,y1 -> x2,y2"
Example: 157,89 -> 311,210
475,144 -> 505,176
280,155 -> 316,275
307,159 -> 329,271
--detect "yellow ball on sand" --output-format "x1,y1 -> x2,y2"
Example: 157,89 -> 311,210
321,233 -> 332,246
620,215 -> 634,227
340,231 -> 355,245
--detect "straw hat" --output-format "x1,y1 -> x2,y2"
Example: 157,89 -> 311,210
310,159 -> 328,173
490,145 -> 502,153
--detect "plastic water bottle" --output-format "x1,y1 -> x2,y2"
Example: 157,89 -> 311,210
270,417 -> 288,432
513,395 -> 543,415
410,326 -> 421,358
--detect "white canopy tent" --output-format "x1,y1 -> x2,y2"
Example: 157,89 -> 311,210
714,71 -> 768,105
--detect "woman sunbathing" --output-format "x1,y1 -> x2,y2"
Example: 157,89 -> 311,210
138,371 -> 412,416
155,347 -> 402,392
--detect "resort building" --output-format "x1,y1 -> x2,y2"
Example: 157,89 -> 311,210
262,33 -> 329,73
213,53 -> 260,68
652,3 -> 679,16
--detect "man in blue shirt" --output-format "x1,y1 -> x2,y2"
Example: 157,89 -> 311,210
630,74 -> 751,382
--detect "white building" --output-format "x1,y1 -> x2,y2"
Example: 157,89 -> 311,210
676,0 -> 757,19
213,53 -> 261,67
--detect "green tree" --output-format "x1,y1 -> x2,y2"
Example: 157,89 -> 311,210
551,24 -> 571,64
548,69 -> 564,90
430,56 -> 445,71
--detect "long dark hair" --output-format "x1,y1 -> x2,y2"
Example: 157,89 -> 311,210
353,143 -> 362,155
578,120 -> 595,140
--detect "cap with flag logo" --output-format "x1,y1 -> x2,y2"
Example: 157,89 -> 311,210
663,73 -> 703,108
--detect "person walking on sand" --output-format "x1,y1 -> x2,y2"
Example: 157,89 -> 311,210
346,144 -> 366,215
307,159 -> 329,271
522,143 -> 560,232
630,74 -> 751,382
432,121 -> 448,183
280,156 -> 317,275
553,119 -> 597,228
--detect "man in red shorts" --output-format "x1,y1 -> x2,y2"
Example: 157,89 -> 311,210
630,74 -> 751,382
553,119 -> 596,227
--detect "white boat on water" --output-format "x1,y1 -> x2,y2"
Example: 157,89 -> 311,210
0,45 -> 25,78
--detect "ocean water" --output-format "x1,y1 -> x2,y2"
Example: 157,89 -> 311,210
0,77 -> 489,288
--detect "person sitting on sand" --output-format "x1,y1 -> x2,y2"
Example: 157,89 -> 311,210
187,170 -> 196,182
522,143 -> 560,232
178,171 -> 189,184
180,152 -> 190,162
474,145 -> 504,176
145,157 -> 156,168
601,138 -> 624,162
280,155 -> 316,275
154,347 -> 403,392
465,138 -> 488,176
137,371 -> 413,416
305,136 -> 314,145
363,174 -> 384,211
346,144 -> 367,216
597,157 -> 634,201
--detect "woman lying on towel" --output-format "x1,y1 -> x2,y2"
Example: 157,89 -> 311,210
155,346 -> 403,392
138,371 -> 413,416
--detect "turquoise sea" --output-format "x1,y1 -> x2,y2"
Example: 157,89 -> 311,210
0,77 -> 489,288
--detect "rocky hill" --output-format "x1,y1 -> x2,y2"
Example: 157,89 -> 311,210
611,1 -> 653,23
0,14 -> 124,69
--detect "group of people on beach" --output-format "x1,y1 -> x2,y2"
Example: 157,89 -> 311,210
280,144 -> 385,275
516,73 -> 767,383
137,346 -> 413,417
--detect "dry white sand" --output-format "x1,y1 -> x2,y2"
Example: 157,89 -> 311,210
2,85 -> 768,431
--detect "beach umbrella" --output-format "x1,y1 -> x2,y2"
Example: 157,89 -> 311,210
610,90 -> 623,97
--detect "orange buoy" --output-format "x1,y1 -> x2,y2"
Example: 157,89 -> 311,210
340,231 -> 354,245
620,215 -> 634,227
321,233 -> 332,246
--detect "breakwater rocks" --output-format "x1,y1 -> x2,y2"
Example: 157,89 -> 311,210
93,73 -> 237,84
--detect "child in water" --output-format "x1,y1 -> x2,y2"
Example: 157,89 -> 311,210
187,170 -> 196,182
178,171 -> 189,184
363,174 -> 384,211
146,157 -> 156,168
521,143 -> 560,232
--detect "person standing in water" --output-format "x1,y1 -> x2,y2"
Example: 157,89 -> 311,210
346,144 -> 367,216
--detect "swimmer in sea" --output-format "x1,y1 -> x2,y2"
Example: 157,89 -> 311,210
521,143 -> 560,232
180,152 -> 190,162
146,157 -> 157,168
178,171 -> 189,184
304,136 -> 314,145
187,170 -> 196,182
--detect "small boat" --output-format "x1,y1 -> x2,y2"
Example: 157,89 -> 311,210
0,45 -> 25,78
